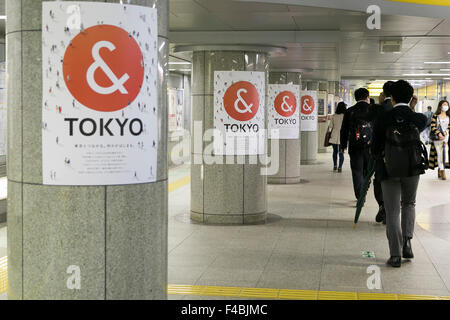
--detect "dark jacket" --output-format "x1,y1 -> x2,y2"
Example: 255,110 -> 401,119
340,101 -> 376,153
371,99 -> 393,180
372,104 -> 428,180
380,98 -> 393,114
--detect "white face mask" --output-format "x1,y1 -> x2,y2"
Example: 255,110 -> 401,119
443,105 -> 449,112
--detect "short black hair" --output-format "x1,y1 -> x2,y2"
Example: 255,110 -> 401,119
391,80 -> 414,104
335,102 -> 347,114
354,88 -> 370,101
383,81 -> 394,97
428,106 -> 432,110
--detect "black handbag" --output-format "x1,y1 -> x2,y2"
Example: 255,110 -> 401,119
324,127 -> 332,147
430,117 -> 444,141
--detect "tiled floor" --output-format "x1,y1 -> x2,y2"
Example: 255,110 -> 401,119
0,153 -> 449,300
167,153 -> 450,299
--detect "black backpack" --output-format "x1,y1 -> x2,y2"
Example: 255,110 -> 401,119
384,116 -> 428,178
350,110 -> 373,148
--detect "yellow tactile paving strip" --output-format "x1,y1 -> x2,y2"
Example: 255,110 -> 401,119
168,284 -> 450,301
388,0 -> 450,7
168,176 -> 191,193
0,256 -> 7,295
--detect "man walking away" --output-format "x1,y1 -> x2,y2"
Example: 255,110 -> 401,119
373,81 -> 394,224
423,106 -> 434,145
340,88 -> 374,200
371,80 -> 428,268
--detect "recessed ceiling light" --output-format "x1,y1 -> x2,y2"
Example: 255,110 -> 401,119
403,73 -> 450,76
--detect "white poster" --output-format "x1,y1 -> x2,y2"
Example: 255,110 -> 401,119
214,71 -> 265,156
168,88 -> 184,132
300,91 -> 318,132
42,2 -> 158,186
268,84 -> 300,139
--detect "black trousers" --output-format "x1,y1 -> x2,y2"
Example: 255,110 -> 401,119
349,148 -> 371,200
373,175 -> 384,208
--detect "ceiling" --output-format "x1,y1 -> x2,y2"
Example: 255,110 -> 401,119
168,0 -> 450,84
0,0 -> 449,86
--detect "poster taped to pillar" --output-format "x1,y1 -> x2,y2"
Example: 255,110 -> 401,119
42,2 -> 158,186
300,91 -> 318,132
268,84 -> 300,139
214,71 -> 265,156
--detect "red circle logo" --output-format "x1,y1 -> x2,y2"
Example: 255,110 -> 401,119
275,91 -> 297,117
63,25 -> 144,112
223,81 -> 259,121
301,95 -> 315,115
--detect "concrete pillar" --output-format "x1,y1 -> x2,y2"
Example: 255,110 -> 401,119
6,0 -> 169,300
317,81 -> 329,154
335,81 -> 341,106
0,38 -> 6,223
301,81 -> 318,164
187,48 -> 270,225
268,72 -> 301,184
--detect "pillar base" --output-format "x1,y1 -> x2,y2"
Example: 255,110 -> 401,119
301,160 -> 319,165
0,199 -> 5,223
268,177 -> 301,185
191,211 -> 267,225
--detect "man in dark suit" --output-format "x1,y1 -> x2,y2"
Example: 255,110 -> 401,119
340,88 -> 375,200
373,81 -> 394,224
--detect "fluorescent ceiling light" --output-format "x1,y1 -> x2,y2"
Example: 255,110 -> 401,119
440,69 -> 450,71
403,73 -> 450,76
169,69 -> 192,72
0,16 -> 6,20
424,62 -> 450,64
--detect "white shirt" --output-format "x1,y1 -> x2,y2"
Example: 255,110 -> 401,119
438,116 -> 449,133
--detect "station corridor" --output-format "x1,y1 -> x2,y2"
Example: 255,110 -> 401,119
161,153 -> 450,300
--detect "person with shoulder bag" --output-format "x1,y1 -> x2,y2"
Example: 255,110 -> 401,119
372,80 -> 428,268
328,102 -> 347,172
371,80 -> 428,268
340,88 -> 375,200
428,100 -> 450,180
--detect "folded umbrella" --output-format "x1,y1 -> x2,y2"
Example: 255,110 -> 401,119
353,158 -> 376,229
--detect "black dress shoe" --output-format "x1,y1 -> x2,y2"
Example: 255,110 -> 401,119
387,256 -> 402,268
403,237 -> 414,259
375,206 -> 385,223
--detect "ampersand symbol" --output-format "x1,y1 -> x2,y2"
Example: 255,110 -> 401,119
86,41 -> 130,95
281,95 -> 293,112
234,88 -> 254,114
223,81 -> 259,121
303,98 -> 313,112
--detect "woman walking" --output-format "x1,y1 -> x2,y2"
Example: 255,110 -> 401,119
429,100 -> 450,180
329,102 -> 347,172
